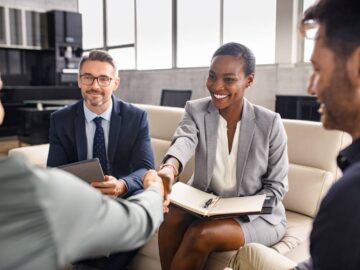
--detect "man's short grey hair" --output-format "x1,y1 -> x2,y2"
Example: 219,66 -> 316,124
79,50 -> 118,77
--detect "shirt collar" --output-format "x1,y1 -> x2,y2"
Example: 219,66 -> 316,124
83,100 -> 113,123
337,138 -> 360,171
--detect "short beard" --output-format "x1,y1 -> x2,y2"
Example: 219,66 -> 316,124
322,63 -> 356,132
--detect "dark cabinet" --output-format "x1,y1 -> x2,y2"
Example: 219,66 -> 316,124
0,10 -> 82,86
275,95 -> 320,121
46,10 -> 83,85
0,86 -> 81,140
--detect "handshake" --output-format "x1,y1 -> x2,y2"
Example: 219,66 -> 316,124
143,158 -> 180,213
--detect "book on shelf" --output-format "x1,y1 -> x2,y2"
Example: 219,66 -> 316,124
169,182 -> 273,219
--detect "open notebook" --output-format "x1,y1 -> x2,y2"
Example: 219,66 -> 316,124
57,158 -> 104,183
169,182 -> 270,219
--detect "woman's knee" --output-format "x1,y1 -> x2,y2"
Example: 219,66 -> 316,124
181,222 -> 215,252
182,219 -> 245,252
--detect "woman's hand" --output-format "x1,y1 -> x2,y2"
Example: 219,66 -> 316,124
158,165 -> 176,195
157,166 -> 176,213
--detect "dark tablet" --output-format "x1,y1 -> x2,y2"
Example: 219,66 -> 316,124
58,158 -> 104,183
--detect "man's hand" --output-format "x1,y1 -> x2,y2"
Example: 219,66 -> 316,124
156,167 -> 175,213
91,175 -> 127,197
143,170 -> 168,212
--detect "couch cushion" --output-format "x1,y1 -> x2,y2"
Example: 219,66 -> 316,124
151,138 -> 171,170
283,119 -> 351,179
8,144 -> 49,168
283,164 -> 333,218
272,211 -> 313,255
135,104 -> 184,141
130,254 -> 161,270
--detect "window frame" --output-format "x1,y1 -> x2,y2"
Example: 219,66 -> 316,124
80,0 -> 310,70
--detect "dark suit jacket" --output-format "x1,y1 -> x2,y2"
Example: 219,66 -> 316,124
304,139 -> 360,270
47,96 -> 154,197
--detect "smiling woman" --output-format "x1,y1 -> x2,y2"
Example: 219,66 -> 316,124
206,44 -> 255,150
206,55 -> 253,151
156,42 -> 289,270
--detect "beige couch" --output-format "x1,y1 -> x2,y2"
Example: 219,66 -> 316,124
8,104 -> 351,270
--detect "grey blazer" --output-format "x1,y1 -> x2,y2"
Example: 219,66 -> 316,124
166,97 -> 289,225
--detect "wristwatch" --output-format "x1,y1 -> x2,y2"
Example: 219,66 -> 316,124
159,163 -> 179,177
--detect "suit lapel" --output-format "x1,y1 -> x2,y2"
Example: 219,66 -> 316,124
205,102 -> 219,188
74,102 -> 87,160
108,97 -> 122,166
236,98 -> 255,191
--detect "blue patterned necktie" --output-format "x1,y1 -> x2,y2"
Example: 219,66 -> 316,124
93,117 -> 108,175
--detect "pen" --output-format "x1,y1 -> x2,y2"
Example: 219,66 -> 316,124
203,198 -> 213,209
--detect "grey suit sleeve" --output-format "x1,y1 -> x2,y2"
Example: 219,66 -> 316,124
165,103 -> 199,171
34,168 -> 163,267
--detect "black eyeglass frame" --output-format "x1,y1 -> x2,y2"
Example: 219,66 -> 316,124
79,74 -> 114,87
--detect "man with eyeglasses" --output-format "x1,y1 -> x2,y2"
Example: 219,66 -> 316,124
47,50 -> 155,269
227,0 -> 360,269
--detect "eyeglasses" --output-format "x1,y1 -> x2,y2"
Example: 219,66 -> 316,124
300,19 -> 319,40
79,74 -> 113,87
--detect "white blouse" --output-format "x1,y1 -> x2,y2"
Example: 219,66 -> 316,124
210,115 -> 241,197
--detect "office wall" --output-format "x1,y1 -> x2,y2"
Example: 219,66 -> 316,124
0,0 -> 77,11
116,63 -> 311,111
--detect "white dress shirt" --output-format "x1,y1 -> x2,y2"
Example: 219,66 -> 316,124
210,115 -> 241,197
